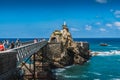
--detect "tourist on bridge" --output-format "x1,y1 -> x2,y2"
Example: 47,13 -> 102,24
34,38 -> 38,43
10,41 -> 15,49
3,40 -> 7,50
6,40 -> 10,49
15,39 -> 21,47
0,41 -> 4,51
3,40 -> 10,50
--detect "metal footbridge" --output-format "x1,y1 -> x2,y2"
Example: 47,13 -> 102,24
0,40 -> 55,80
15,41 -> 47,64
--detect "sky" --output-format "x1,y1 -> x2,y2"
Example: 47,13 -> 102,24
0,0 -> 120,38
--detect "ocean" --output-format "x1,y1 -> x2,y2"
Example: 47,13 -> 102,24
55,38 -> 120,80
0,38 -> 120,80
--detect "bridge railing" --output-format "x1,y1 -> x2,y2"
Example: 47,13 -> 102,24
0,40 -> 48,64
21,40 -> 34,46
14,41 -> 48,64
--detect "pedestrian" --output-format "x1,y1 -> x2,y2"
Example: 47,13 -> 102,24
0,41 -> 4,51
15,39 -> 21,47
10,41 -> 15,49
34,38 -> 38,43
6,40 -> 10,49
3,40 -> 7,50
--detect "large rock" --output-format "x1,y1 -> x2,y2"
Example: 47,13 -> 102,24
46,22 -> 91,68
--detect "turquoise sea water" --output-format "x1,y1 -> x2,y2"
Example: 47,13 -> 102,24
55,38 -> 120,80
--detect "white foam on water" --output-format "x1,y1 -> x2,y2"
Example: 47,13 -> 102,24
54,65 -> 74,74
88,72 -> 102,76
111,78 -> 120,80
94,79 -> 100,80
55,68 -> 66,73
65,65 -> 74,69
93,72 -> 102,76
64,75 -> 79,78
91,50 -> 120,56
55,72 -> 62,76
54,65 -> 75,76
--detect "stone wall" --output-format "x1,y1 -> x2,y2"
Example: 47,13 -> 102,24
0,51 -> 17,80
45,42 -> 90,68
76,42 -> 89,50
76,42 -> 90,59
45,42 -> 67,68
46,42 -> 62,60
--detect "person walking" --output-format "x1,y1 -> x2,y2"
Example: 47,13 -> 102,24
0,41 -> 4,51
15,39 -> 21,47
10,41 -> 15,49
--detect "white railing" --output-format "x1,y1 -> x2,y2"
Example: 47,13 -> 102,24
14,41 -> 47,63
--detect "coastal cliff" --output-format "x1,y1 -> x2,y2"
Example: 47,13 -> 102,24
45,22 -> 91,68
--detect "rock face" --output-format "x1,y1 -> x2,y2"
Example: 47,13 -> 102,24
47,22 -> 91,68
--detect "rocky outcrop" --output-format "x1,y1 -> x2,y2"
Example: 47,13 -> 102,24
46,22 -> 91,68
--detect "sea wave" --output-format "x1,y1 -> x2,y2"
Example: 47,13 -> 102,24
54,65 -> 74,73
54,68 -> 66,73
93,72 -> 102,76
88,72 -> 102,76
91,50 -> 120,56
64,75 -> 79,78
94,79 -> 100,80
65,65 -> 74,69
55,72 -> 62,76
111,78 -> 120,80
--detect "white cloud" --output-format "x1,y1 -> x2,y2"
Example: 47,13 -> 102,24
114,10 -> 120,18
114,21 -> 120,30
85,25 -> 92,31
114,10 -> 120,15
100,28 -> 106,32
96,0 -> 107,3
96,22 -> 101,25
114,22 -> 120,27
70,28 -> 80,32
106,23 -> 112,27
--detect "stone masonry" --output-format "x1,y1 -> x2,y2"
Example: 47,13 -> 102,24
0,51 -> 17,80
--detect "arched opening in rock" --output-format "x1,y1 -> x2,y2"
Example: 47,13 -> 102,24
51,37 -> 57,43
